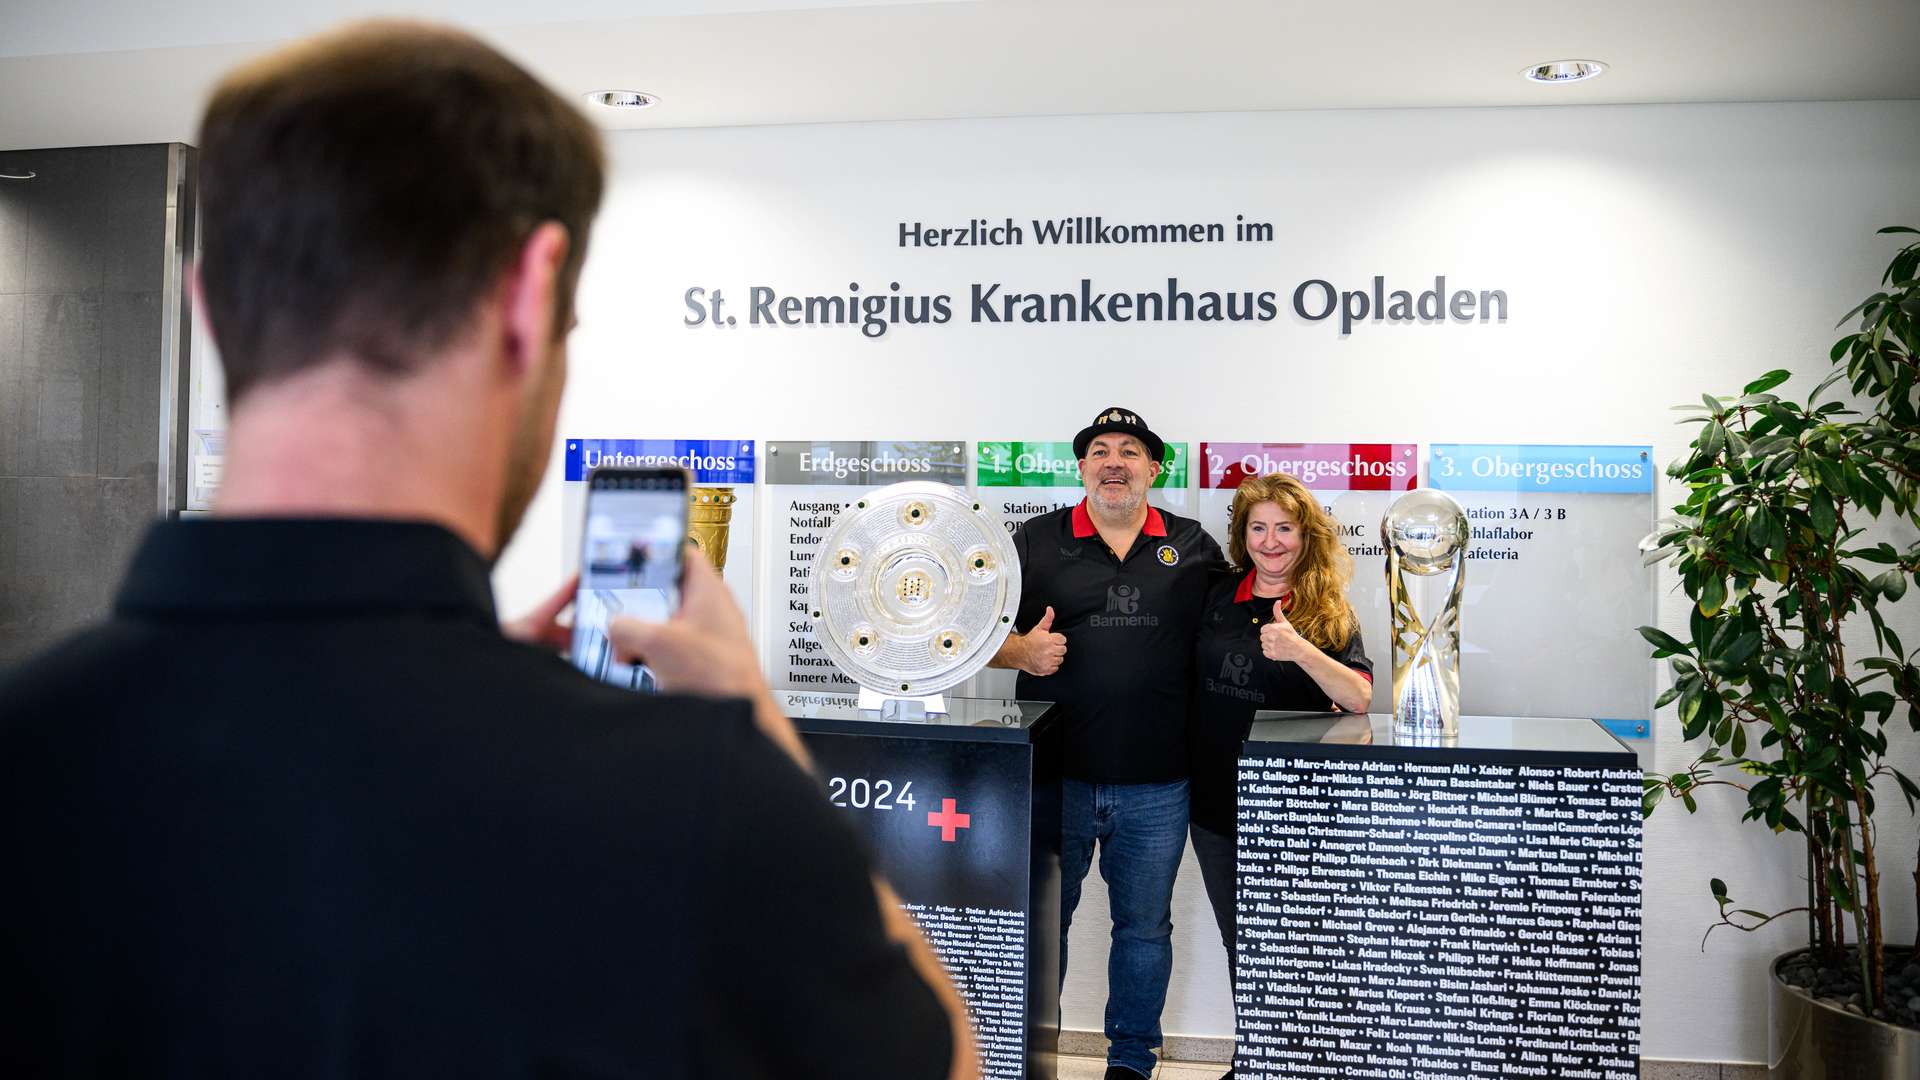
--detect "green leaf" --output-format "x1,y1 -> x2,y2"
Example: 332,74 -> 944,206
1810,369 -> 1849,405
1701,421 -> 1727,458
1710,877 -> 1728,898
1699,575 -> 1728,618
1722,631 -> 1762,667
1861,690 -> 1897,719
1816,455 -> 1848,495
1853,543 -> 1901,564
1678,681 -> 1705,731
1878,226 -> 1920,235
1877,569 -> 1909,602
1812,488 -> 1837,537
1697,691 -> 1725,737
1894,769 -> 1920,812
1837,292 -> 1891,329
1744,370 -> 1792,395
1873,349 -> 1897,386
1708,617 -> 1739,659
1684,688 -> 1723,741
1639,626 -> 1692,656
1732,723 -> 1748,758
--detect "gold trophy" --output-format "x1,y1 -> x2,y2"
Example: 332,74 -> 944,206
688,487 -> 738,571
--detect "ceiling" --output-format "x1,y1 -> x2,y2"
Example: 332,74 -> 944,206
2,0 -> 1918,150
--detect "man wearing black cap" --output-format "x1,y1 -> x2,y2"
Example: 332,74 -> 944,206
990,407 -> 1223,1079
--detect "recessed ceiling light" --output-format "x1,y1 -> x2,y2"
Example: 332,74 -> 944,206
585,90 -> 658,110
1522,60 -> 1607,85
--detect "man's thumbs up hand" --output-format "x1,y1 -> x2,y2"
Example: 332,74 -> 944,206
1020,605 -> 1068,676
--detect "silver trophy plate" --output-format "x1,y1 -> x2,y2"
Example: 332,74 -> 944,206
809,481 -> 1022,698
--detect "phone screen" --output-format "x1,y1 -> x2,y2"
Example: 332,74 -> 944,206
569,468 -> 688,691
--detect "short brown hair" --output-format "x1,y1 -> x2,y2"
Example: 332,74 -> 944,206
197,21 -> 605,401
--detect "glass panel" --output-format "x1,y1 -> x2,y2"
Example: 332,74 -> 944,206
1249,710 -> 1636,758
781,690 -> 1054,732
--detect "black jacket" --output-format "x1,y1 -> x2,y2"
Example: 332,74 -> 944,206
0,519 -> 948,1079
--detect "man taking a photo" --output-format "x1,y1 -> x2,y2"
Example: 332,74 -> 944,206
0,22 -> 974,1080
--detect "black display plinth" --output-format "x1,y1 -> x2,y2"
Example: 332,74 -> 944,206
785,692 -> 1062,1080
1235,712 -> 1642,1080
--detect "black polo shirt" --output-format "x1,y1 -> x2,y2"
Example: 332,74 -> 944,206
1188,568 -> 1374,835
0,519 -> 949,1080
1011,500 -> 1224,783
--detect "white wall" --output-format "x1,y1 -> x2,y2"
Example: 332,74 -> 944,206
493,99 -> 1920,1064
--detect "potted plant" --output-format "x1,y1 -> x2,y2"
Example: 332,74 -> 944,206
1638,226 -> 1920,1075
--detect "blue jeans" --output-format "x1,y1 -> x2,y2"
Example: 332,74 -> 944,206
1060,778 -> 1189,1078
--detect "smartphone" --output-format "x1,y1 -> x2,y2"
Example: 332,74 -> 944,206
569,466 -> 690,692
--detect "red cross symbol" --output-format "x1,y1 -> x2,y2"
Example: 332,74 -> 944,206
927,798 -> 971,842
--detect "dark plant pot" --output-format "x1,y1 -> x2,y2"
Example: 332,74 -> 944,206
1771,950 -> 1920,1077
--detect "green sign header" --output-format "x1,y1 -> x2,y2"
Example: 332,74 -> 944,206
976,441 -> 1188,488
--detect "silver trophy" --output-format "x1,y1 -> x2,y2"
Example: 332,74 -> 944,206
1381,488 -> 1470,737
808,481 -> 1022,714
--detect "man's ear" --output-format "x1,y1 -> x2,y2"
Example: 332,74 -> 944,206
501,222 -> 571,378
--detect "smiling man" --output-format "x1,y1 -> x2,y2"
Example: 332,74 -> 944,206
990,407 -> 1223,1080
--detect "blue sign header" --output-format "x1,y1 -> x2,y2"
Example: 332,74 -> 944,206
1428,444 -> 1654,494
564,439 -> 756,484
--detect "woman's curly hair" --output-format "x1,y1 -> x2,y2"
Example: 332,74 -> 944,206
1226,472 -> 1358,651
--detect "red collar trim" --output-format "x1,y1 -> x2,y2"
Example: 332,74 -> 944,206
1070,500 -> 1095,538
1070,500 -> 1168,539
1236,571 -> 1291,608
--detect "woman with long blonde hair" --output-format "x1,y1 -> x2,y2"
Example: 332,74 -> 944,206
1188,471 -> 1372,1078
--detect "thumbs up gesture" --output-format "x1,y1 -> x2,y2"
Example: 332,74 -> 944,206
1020,606 -> 1069,677
1259,600 -> 1313,664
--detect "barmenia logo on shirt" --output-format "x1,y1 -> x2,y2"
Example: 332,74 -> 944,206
1205,653 -> 1266,702
1090,584 -> 1159,628
1220,652 -> 1252,686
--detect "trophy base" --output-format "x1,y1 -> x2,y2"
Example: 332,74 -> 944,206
1393,715 -> 1461,741
857,686 -> 948,719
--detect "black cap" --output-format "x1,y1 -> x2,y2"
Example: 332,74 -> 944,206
1072,406 -> 1165,463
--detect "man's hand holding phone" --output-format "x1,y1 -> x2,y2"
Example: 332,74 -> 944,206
502,572 -> 579,651
606,546 -> 809,767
